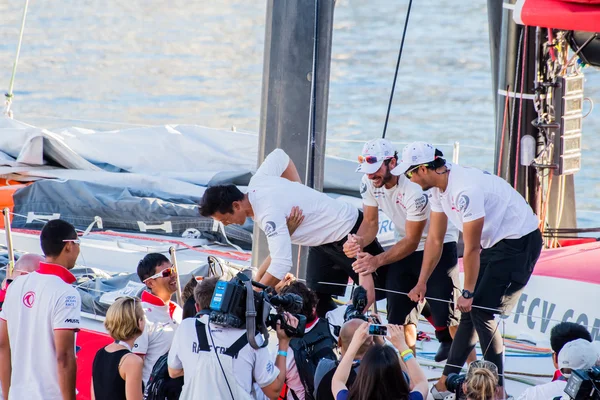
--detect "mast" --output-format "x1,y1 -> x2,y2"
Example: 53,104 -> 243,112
252,0 -> 335,279
490,0 -> 577,236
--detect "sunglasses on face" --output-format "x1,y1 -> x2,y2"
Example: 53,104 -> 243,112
62,239 -> 81,245
358,155 -> 392,164
143,266 -> 175,283
404,165 -> 423,179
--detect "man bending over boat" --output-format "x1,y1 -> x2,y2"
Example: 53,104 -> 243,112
199,148 -> 393,316
395,142 -> 542,399
345,138 -> 467,361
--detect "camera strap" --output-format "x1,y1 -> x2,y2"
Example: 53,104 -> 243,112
245,280 -> 269,350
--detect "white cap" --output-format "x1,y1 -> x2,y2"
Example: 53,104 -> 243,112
391,142 -> 439,176
355,139 -> 396,174
558,339 -> 599,373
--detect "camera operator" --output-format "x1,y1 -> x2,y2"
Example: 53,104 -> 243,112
331,324 -> 429,400
517,322 -> 593,400
455,360 -> 499,400
276,281 -> 337,400
167,277 -> 297,399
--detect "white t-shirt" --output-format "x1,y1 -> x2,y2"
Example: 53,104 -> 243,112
249,149 -> 359,279
168,315 -> 279,395
429,164 -> 539,249
134,291 -> 183,385
517,380 -> 566,400
360,174 -> 458,251
0,262 -> 80,400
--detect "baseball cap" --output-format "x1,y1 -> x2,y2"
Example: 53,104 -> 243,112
355,139 -> 396,174
391,141 -> 438,176
558,339 -> 599,374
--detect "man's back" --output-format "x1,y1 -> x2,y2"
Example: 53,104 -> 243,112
0,270 -> 80,400
249,149 -> 357,247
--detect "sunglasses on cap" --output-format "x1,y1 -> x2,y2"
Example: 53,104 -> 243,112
357,155 -> 392,164
143,266 -> 175,283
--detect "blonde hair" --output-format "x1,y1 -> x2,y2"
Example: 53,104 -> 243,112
104,297 -> 144,341
465,360 -> 499,400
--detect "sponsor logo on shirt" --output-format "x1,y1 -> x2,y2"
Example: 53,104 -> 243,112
360,182 -> 367,195
457,193 -> 470,213
23,291 -> 35,308
395,192 -> 404,206
266,360 -> 274,374
264,221 -> 277,237
192,342 -> 240,359
65,295 -> 78,308
64,318 -> 79,324
134,343 -> 139,349
373,189 -> 385,199
414,194 -> 429,213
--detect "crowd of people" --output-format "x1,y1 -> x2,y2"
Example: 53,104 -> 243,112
0,140 -> 597,400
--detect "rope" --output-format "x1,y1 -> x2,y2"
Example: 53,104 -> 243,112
305,0 -> 319,189
497,85 -> 511,176
505,28 -> 525,179
382,0 -> 413,139
514,26 -> 529,189
4,0 -> 31,117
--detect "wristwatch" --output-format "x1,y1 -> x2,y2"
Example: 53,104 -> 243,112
461,289 -> 474,299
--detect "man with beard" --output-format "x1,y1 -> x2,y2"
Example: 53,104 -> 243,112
344,139 -> 465,359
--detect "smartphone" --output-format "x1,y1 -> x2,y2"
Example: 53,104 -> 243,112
368,324 -> 387,336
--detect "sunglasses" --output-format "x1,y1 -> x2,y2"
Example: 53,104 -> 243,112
143,266 -> 175,283
62,239 -> 81,245
404,165 -> 424,179
358,155 -> 392,164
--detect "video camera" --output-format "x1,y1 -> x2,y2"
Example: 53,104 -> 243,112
446,373 -> 466,400
565,366 -> 600,400
343,285 -> 369,322
209,271 -> 307,349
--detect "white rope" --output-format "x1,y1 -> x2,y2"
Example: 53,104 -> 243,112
4,0 -> 31,118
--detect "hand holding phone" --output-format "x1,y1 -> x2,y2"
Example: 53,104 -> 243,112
368,324 -> 387,336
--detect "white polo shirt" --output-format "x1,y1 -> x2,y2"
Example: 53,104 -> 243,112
134,290 -> 183,385
0,262 -> 80,400
168,315 -> 279,395
429,163 -> 539,249
249,149 -> 359,279
360,174 -> 458,251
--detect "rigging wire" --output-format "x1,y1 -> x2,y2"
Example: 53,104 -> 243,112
4,0 -> 31,118
381,0 -> 413,139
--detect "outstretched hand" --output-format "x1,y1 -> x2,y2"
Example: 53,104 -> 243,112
343,234 -> 362,258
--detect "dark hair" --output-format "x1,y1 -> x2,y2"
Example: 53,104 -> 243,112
137,253 -> 170,282
348,344 -> 410,400
182,296 -> 198,320
40,219 -> 77,258
194,277 -> 219,310
550,322 -> 592,354
383,151 -> 399,165
199,185 -> 244,217
279,281 -> 318,323
182,276 -> 198,303
425,149 -> 446,169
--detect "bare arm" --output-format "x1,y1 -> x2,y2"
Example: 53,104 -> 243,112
0,319 -> 11,399
354,205 -> 379,248
417,211 -> 448,285
168,366 -> 184,379
332,323 -> 369,398
255,256 -> 271,282
281,158 -> 302,183
121,354 -> 144,400
90,380 -> 95,400
261,314 -> 296,399
387,325 -> 428,398
54,329 -> 78,400
461,218 -> 484,293
375,219 -> 426,266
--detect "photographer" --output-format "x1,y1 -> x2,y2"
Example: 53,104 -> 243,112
331,324 -> 429,400
277,281 -> 337,400
517,322 -> 593,400
167,277 -> 296,399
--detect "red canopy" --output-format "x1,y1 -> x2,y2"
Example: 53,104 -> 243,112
515,0 -> 600,32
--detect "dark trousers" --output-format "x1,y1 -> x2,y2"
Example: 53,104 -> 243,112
442,229 -> 543,386
306,211 -> 389,317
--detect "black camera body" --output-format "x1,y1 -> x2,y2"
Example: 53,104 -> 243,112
209,271 -> 307,344
565,366 -> 600,400
343,285 -> 369,322
446,373 -> 467,400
